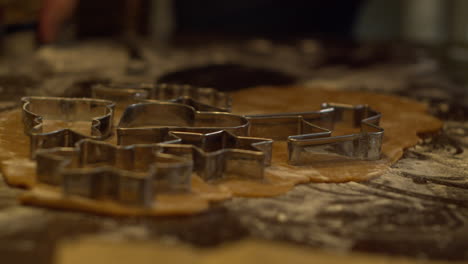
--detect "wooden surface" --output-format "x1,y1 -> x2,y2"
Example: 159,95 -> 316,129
0,41 -> 466,264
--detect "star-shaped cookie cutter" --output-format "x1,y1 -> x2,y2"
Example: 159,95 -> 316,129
146,129 -> 272,181
246,103 -> 384,165
22,96 -> 115,157
116,101 -> 272,180
35,139 -> 193,207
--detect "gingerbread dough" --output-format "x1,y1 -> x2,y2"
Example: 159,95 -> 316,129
0,86 -> 442,216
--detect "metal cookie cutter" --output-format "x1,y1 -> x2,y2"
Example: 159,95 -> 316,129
116,101 -> 272,181
117,101 -> 249,143
246,103 -> 384,165
35,139 -> 193,207
92,83 -> 232,112
149,129 -> 271,181
22,97 -> 115,157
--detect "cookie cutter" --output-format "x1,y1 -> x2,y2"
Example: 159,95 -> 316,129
117,101 -> 249,143
22,97 -> 115,157
246,103 -> 384,165
92,83 -> 232,112
145,129 -> 271,181
153,83 -> 231,111
35,139 -> 193,207
116,101 -> 272,180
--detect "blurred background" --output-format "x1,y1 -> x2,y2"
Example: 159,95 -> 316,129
0,0 -> 466,107
0,1 -> 467,52
0,0 -> 465,111
0,1 -> 466,47
1,0 -> 468,81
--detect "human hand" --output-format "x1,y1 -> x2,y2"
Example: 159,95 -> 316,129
39,0 -> 78,43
